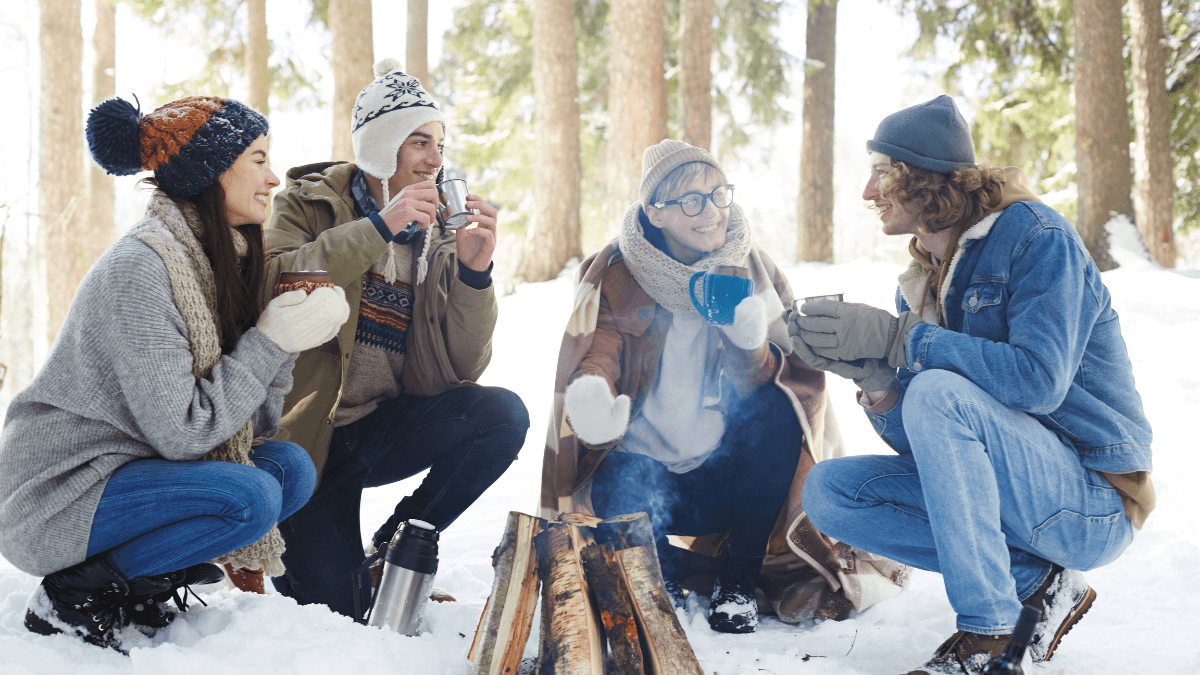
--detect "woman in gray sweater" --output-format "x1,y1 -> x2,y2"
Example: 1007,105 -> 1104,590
0,95 -> 349,650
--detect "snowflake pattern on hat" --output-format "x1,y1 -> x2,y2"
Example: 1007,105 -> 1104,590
385,78 -> 424,102
351,69 -> 439,133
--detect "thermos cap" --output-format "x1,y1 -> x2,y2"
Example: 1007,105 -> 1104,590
383,520 -> 439,574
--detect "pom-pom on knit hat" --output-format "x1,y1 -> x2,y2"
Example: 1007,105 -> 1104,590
866,94 -> 975,174
86,95 -> 268,197
639,139 -> 726,209
351,58 -> 444,199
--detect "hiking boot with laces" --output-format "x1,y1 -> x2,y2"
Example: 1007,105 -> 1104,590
1024,564 -> 1096,662
126,562 -> 224,629
708,553 -> 761,634
24,553 -> 151,650
903,630 -> 1015,675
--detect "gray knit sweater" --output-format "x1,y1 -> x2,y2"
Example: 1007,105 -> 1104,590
0,235 -> 292,576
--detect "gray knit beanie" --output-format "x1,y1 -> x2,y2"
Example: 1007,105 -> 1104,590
866,95 -> 975,173
640,139 -> 725,208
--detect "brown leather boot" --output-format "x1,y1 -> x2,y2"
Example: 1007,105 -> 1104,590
1023,564 -> 1096,662
903,630 -> 1011,675
222,563 -> 266,594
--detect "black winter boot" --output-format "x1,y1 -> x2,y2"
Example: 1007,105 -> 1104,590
125,562 -> 224,630
24,553 -> 151,650
708,553 -> 762,634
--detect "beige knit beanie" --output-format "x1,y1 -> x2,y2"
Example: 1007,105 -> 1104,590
639,139 -> 725,208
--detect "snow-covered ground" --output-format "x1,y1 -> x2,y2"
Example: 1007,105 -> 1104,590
2,224 -> 1198,674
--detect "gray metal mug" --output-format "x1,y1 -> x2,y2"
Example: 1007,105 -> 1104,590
437,178 -> 472,229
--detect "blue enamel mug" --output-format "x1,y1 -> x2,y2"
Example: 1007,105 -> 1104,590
689,267 -> 755,325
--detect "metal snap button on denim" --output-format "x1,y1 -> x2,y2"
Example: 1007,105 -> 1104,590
968,295 -> 979,307
912,359 -> 922,372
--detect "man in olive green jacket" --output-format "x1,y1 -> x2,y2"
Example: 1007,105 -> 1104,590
261,60 -> 529,618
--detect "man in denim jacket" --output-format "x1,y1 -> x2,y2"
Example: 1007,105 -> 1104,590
786,95 -> 1154,675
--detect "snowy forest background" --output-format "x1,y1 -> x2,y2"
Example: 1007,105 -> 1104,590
1,0 -> 1200,672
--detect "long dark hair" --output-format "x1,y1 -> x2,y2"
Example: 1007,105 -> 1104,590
148,178 -> 265,354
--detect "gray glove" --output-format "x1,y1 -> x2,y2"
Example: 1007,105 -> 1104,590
796,299 -> 923,368
786,310 -> 897,391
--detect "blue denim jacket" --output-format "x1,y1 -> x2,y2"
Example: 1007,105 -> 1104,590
867,201 -> 1152,474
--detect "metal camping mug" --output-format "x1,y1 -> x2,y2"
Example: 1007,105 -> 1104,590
689,266 -> 755,325
437,178 -> 472,229
794,293 -> 844,313
367,519 -> 440,635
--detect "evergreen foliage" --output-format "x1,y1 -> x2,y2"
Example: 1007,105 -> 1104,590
434,0 -> 794,248
895,0 -> 1200,233
124,0 -> 322,110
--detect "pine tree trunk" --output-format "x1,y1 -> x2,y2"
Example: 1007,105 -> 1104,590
1072,0 -> 1133,271
330,0 -> 374,162
604,0 -> 667,238
1129,0 -> 1176,267
89,0 -> 115,244
517,0 -> 582,283
407,0 -> 429,91
679,0 -> 712,150
246,0 -> 269,116
797,0 -> 836,264
41,0 -> 85,343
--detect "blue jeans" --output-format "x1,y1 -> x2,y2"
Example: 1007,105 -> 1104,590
85,440 -> 316,579
591,382 -> 802,574
272,386 -> 528,618
803,370 -> 1133,634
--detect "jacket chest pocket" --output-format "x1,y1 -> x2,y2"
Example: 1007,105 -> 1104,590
960,281 -> 1006,338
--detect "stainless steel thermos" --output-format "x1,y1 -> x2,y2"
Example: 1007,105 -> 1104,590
366,519 -> 439,635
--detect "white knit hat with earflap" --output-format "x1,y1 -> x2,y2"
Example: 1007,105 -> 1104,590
351,58 -> 445,284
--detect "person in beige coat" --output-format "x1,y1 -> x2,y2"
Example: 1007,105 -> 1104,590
262,59 -> 529,618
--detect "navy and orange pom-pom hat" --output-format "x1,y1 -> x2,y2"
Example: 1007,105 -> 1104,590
86,95 -> 268,197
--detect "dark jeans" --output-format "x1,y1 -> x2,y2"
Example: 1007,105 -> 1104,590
273,385 -> 529,617
590,382 -> 801,576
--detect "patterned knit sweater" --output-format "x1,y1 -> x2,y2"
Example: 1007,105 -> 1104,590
334,242 -> 416,426
0,235 -> 292,576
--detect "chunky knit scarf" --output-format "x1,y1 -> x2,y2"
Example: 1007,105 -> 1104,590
617,202 -> 752,316
127,191 -> 286,576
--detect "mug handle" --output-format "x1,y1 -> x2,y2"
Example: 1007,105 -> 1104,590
689,270 -> 708,315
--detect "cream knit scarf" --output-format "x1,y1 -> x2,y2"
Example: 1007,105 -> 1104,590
618,202 -> 752,316
128,191 -> 286,576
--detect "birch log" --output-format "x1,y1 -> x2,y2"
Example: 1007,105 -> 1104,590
616,546 -> 704,675
469,512 -> 544,675
580,544 -> 645,675
535,524 -> 604,674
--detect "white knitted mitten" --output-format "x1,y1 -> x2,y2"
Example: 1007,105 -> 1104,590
564,375 -> 631,446
257,286 -> 350,354
720,295 -> 768,350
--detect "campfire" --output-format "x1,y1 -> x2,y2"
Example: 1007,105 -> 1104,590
468,511 -> 704,675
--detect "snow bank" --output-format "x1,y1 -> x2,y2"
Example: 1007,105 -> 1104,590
3,258 -> 1198,674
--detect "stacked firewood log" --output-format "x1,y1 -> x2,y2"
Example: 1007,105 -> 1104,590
468,511 -> 704,675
